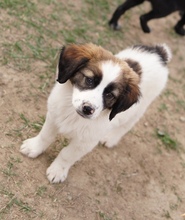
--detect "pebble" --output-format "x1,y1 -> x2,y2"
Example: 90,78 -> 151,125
180,117 -> 185,122
67,195 -> 73,201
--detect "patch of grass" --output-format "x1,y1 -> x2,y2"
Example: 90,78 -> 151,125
2,38 -> 58,71
163,89 -> 177,98
0,0 -> 36,12
36,186 -> 47,197
0,197 -> 36,216
20,113 -> 45,132
86,0 -> 111,20
2,161 -> 17,177
162,210 -> 172,219
176,100 -> 185,110
0,0 -> 130,74
0,184 -> 43,218
0,1 -> 60,72
11,114 -> 45,138
99,211 -> 112,220
31,116 -> 45,132
0,187 -> 14,199
1,156 -> 22,178
156,130 -> 178,151
158,103 -> 168,112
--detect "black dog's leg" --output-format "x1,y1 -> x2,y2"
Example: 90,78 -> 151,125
140,9 -> 174,33
109,0 -> 144,30
174,12 -> 185,36
140,11 -> 155,33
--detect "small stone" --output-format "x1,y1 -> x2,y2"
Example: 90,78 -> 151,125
157,130 -> 165,136
67,195 -> 73,201
180,117 -> 185,122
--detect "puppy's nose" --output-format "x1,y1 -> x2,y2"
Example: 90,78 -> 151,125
82,105 -> 95,115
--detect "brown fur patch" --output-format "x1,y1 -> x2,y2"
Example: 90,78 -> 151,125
124,59 -> 142,78
64,43 -> 125,66
70,64 -> 102,90
109,63 -> 141,120
58,42 -> 126,85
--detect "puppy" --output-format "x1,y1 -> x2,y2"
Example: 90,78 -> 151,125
20,43 -> 172,183
109,0 -> 185,36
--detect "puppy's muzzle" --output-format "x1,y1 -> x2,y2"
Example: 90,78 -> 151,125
82,105 -> 95,116
77,103 -> 95,119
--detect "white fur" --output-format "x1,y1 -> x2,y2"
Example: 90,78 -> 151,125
20,45 -> 171,183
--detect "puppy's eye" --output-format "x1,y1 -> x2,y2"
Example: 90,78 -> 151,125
105,92 -> 114,99
85,77 -> 94,87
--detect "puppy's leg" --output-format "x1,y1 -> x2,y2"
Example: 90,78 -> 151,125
46,140 -> 98,183
109,0 -> 144,30
140,9 -> 174,33
174,13 -> 185,36
20,112 -> 58,158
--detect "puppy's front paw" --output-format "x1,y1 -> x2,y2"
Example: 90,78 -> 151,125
46,160 -> 69,183
20,137 -> 43,158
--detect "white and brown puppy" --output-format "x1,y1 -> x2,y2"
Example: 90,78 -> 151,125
20,43 -> 172,183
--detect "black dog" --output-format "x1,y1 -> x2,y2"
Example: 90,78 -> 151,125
109,0 -> 185,36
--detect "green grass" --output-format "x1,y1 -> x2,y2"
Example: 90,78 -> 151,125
2,161 -> 17,177
0,197 -> 39,218
0,0 -> 130,73
19,113 -> 45,132
99,211 -> 112,220
176,100 -> 185,110
0,1 -> 59,72
158,103 -> 168,112
156,130 -> 178,151
9,114 -> 45,138
36,186 -> 47,197
0,183 -> 43,218
1,156 -> 22,178
0,0 -> 36,11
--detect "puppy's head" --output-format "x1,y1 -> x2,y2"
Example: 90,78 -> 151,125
57,43 -> 141,120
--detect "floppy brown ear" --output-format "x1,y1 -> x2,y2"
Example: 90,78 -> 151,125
109,78 -> 141,121
57,45 -> 90,84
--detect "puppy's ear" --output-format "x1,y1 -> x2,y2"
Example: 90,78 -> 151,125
109,77 -> 141,121
57,45 -> 90,83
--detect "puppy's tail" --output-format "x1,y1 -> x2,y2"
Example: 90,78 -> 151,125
156,44 -> 172,64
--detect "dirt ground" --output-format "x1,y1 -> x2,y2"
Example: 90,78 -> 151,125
0,1 -> 185,220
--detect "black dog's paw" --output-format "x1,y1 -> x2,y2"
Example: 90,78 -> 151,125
174,25 -> 185,36
140,16 -> 151,33
108,21 -> 121,30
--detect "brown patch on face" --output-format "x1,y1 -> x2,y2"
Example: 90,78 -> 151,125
103,83 -> 119,109
57,43 -> 123,84
70,64 -> 102,90
109,63 -> 141,120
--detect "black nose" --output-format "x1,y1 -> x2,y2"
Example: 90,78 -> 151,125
82,105 -> 95,115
